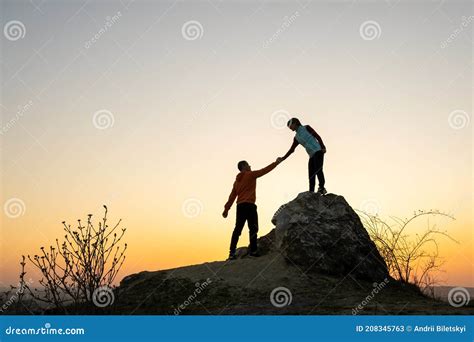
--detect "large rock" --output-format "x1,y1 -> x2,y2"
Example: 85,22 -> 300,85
271,192 -> 389,281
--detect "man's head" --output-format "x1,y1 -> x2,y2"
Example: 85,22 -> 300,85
287,117 -> 302,131
237,160 -> 251,172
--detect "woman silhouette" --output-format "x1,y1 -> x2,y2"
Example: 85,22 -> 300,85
280,117 -> 327,194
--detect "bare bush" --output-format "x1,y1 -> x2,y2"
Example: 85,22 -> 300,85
358,209 -> 458,293
19,205 -> 127,312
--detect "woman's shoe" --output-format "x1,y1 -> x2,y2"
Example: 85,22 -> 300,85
316,187 -> 327,195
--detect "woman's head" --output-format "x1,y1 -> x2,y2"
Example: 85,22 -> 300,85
287,117 -> 301,131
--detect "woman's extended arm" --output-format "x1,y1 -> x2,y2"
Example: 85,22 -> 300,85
281,138 -> 299,160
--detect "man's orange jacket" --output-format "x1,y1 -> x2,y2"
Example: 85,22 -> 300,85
224,162 -> 278,211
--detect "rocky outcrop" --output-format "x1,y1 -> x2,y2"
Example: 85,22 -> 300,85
270,192 -> 389,281
234,192 -> 388,281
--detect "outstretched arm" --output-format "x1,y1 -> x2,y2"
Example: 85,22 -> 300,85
281,138 -> 299,161
252,160 -> 279,178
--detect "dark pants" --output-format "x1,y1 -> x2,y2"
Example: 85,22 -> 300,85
308,150 -> 325,192
229,203 -> 259,255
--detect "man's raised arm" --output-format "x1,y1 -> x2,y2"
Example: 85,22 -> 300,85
252,160 -> 280,178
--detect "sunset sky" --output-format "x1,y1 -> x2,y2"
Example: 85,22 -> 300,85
1,0 -> 472,288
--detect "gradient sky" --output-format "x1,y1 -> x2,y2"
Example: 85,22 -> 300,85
1,0 -> 472,288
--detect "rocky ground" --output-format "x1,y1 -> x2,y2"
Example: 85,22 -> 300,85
99,193 -> 473,315
108,252 -> 473,315
5,192 -> 473,315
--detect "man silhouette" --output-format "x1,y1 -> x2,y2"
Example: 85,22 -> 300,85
223,159 -> 281,260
